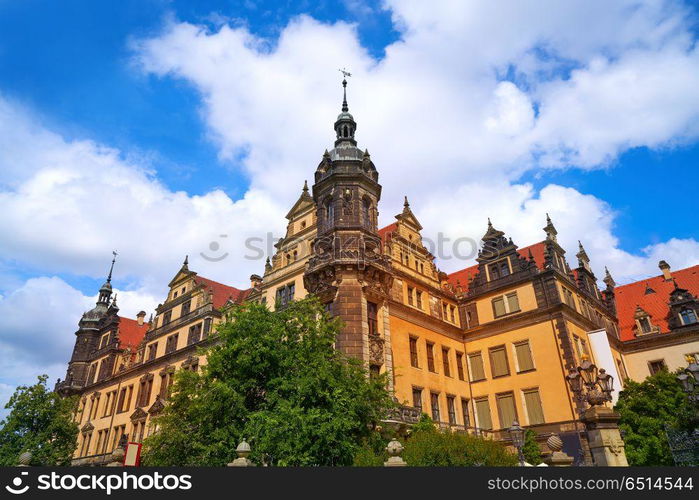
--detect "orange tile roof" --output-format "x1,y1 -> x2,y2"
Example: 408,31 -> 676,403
378,222 -> 398,244
117,317 -> 150,349
615,264 -> 699,341
446,241 -> 547,292
194,276 -> 249,309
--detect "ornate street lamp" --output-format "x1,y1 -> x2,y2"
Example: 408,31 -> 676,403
677,356 -> 699,404
565,358 -> 615,408
508,419 -> 526,466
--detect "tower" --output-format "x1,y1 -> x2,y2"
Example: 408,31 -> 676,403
57,253 -> 120,396
304,77 -> 393,372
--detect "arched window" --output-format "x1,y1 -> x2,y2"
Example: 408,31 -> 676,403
680,308 -> 698,325
324,197 -> 334,225
343,125 -> 349,137
362,197 -> 371,227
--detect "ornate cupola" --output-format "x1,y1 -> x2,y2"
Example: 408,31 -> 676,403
333,77 -> 357,147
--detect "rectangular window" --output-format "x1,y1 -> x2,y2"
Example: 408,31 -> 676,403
492,296 -> 506,317
489,345 -> 510,378
187,323 -> 202,345
165,333 -> 179,354
409,337 -> 419,368
181,299 -> 191,317
514,341 -> 535,372
447,395 -> 457,425
468,352 -> 486,381
407,286 -> 414,306
475,397 -> 492,430
442,302 -> 448,320
430,392 -> 440,422
412,387 -> 423,409
648,359 -> 667,375
426,342 -> 436,372
496,392 -> 518,429
147,343 -> 157,361
138,379 -> 153,407
563,288 -> 576,310
442,347 -> 451,377
159,373 -> 172,399
523,388 -> 545,425
456,352 -> 465,380
461,398 -> 470,427
492,292 -> 520,317
203,317 -> 212,337
163,310 -> 172,325
367,301 -> 378,336
416,290 -> 423,309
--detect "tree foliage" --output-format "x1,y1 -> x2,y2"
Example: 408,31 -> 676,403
0,375 -> 79,466
401,428 -> 518,466
615,370 -> 697,466
143,298 -> 395,466
522,429 -> 543,465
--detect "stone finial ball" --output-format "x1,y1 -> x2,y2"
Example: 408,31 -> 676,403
546,434 -> 563,452
236,439 -> 251,458
386,438 -> 404,457
18,451 -> 32,465
111,447 -> 125,461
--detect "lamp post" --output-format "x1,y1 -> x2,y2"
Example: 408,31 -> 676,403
677,356 -> 699,404
564,356 -> 626,466
508,419 -> 526,466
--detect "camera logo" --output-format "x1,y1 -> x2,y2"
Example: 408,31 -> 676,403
5,471 -> 29,495
200,234 -> 229,262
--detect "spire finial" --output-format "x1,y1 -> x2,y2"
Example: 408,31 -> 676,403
303,180 -> 309,193
404,196 -> 410,208
183,255 -> 189,267
338,68 -> 351,112
107,251 -> 117,283
487,217 -> 492,228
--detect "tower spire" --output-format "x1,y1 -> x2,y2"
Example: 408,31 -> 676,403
339,68 -> 351,112
107,251 -> 117,283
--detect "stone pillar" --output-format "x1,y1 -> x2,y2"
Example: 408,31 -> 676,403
580,406 -> 628,466
543,435 -> 574,467
384,438 -> 407,467
228,439 -> 254,467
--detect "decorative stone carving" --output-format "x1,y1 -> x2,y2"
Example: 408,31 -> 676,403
369,334 -> 384,366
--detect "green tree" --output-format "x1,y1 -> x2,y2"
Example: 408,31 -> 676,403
401,429 -> 518,466
522,429 -> 542,465
615,370 -> 697,466
0,375 -> 78,466
143,298 -> 395,466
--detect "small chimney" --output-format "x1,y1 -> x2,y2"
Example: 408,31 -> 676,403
658,260 -> 672,281
136,310 -> 146,326
250,274 -> 263,289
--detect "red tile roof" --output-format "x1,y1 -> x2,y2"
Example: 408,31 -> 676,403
117,317 -> 149,349
194,276 -> 249,309
446,241 -> 547,292
615,264 -> 699,341
379,222 -> 398,244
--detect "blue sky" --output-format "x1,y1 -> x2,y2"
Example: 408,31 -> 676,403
0,0 -> 698,413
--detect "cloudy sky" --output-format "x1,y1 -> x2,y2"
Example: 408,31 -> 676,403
1,0 -> 698,417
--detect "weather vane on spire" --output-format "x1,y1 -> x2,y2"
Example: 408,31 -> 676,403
338,68 -> 351,112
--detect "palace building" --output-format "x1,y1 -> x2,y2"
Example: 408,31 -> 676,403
56,79 -> 699,465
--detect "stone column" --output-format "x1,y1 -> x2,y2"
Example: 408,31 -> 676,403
543,435 -> 574,467
227,439 -> 254,467
580,406 -> 628,466
384,438 -> 407,467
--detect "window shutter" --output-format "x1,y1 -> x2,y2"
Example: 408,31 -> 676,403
506,292 -> 519,312
492,297 -> 506,317
468,352 -> 485,381
515,341 -> 534,372
475,398 -> 492,430
496,392 -> 517,429
523,389 -> 545,425
489,346 -> 509,377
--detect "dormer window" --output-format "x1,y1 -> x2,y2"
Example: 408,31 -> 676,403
488,259 -> 510,281
680,308 -> 698,325
634,306 -> 658,335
